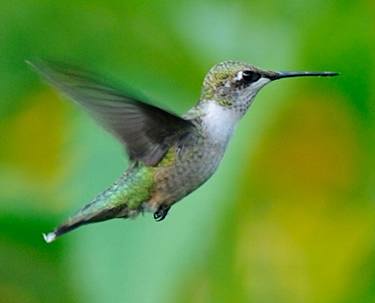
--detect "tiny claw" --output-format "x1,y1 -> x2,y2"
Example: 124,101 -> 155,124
153,205 -> 170,222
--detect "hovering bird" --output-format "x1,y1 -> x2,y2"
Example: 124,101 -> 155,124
28,59 -> 337,243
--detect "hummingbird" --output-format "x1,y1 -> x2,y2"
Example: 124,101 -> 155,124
28,59 -> 337,243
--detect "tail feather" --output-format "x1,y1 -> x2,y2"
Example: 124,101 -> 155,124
43,204 -> 130,243
42,166 -> 152,243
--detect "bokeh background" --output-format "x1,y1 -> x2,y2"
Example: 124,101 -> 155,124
1,1 -> 374,302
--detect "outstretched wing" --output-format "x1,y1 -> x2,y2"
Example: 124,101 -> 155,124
28,59 -> 193,166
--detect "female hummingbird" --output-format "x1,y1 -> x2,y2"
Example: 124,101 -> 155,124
28,60 -> 337,243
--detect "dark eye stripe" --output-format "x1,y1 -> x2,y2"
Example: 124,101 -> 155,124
242,70 -> 261,83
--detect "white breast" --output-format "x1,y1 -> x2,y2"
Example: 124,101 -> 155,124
201,101 -> 239,145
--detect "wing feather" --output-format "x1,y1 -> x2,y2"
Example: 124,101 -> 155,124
28,59 -> 193,166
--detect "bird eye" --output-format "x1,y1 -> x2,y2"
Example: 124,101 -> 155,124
241,70 -> 261,83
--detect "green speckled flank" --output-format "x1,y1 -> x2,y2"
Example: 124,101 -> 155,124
108,165 -> 156,209
156,146 -> 177,167
63,148 -> 179,230
68,164 -> 156,223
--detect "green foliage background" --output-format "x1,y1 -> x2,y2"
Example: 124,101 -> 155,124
0,1 -> 374,302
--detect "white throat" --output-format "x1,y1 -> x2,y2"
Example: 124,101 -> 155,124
201,101 -> 239,145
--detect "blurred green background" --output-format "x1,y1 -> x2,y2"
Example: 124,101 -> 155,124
1,1 -> 374,302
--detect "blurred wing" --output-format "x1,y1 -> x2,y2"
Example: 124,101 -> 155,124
28,59 -> 193,166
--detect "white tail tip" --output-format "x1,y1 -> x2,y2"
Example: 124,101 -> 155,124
43,232 -> 56,243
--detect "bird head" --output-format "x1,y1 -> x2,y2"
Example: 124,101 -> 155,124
200,60 -> 338,114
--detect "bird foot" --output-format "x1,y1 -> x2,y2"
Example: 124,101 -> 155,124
153,204 -> 170,222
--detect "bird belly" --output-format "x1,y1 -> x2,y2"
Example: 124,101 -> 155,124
149,142 -> 225,209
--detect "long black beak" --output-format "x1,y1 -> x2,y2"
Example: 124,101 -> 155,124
269,71 -> 339,80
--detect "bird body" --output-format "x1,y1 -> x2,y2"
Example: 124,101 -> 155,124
47,99 -> 237,241
28,60 -> 337,243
